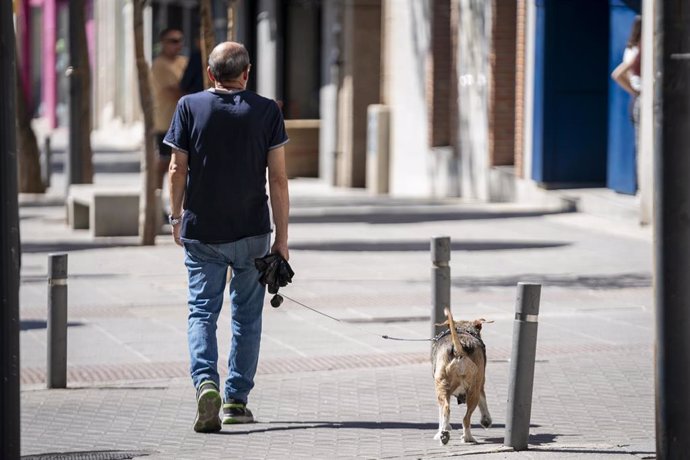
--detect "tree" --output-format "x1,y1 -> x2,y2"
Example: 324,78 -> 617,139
75,0 -> 93,183
200,0 -> 215,89
16,58 -> 45,193
132,0 -> 157,245
227,0 -> 238,41
68,0 -> 93,184
0,1 -> 21,457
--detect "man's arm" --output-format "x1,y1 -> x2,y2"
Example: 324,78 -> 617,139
169,149 -> 188,246
267,146 -> 290,260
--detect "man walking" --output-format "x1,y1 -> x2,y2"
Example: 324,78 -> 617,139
152,28 -> 187,189
164,42 -> 289,433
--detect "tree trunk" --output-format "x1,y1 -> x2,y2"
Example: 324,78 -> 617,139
15,62 -> 45,194
74,0 -> 93,183
66,0 -> 93,185
227,0 -> 237,41
133,0 -> 157,246
200,0 -> 215,90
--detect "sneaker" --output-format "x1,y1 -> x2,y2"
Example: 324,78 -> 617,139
193,381 -> 222,433
222,399 -> 255,424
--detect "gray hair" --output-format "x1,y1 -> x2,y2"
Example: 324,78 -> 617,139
208,42 -> 250,82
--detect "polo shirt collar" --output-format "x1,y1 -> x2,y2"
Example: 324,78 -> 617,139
208,87 -> 246,95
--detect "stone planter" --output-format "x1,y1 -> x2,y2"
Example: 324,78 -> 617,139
284,119 -> 319,178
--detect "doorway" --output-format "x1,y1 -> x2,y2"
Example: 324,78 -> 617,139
532,0 -> 609,187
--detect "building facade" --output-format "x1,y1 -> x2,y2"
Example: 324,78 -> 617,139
16,0 -> 653,222
325,0 -> 650,222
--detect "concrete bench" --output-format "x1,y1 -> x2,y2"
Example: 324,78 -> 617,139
67,184 -> 141,237
284,119 -> 320,178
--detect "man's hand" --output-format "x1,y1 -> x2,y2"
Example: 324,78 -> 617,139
172,223 -> 183,247
271,240 -> 289,261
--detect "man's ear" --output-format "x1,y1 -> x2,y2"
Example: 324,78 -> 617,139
206,66 -> 215,83
242,67 -> 250,82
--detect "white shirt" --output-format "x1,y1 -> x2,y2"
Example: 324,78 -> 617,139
623,46 -> 641,93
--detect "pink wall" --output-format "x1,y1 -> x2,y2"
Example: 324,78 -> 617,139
18,0 -> 32,108
42,0 -> 57,128
86,0 -> 94,71
33,0 -> 93,128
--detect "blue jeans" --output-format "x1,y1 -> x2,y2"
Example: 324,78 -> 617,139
183,233 -> 270,403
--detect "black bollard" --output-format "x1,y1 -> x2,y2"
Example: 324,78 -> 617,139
504,282 -> 541,451
431,236 -> 451,340
47,253 -> 68,389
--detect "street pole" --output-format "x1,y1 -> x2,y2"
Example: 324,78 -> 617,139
431,236 -> 451,339
655,1 -> 690,458
504,283 -> 541,451
0,0 -> 22,457
42,135 -> 52,188
47,254 -> 68,389
66,0 -> 86,193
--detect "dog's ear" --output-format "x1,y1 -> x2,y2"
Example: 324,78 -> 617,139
473,318 -> 493,330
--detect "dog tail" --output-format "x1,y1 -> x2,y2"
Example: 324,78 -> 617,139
444,308 -> 463,357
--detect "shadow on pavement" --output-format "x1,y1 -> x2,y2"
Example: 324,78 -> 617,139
20,320 -> 84,331
485,432 -> 559,446
517,446 -> 654,457
21,273 -> 128,284
49,150 -> 141,175
66,385 -> 169,391
453,273 -> 652,289
290,240 -> 570,252
215,421 -> 518,435
291,197 -> 465,209
21,241 -> 140,254
21,450 -> 154,460
19,197 -> 67,208
290,209 -> 572,225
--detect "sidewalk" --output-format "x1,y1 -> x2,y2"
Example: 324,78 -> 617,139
18,146 -> 655,459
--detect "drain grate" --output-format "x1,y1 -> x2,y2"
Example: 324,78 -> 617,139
22,450 -> 154,460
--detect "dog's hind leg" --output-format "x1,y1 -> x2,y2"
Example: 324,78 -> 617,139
433,392 -> 452,445
461,392 -> 479,443
478,389 -> 492,428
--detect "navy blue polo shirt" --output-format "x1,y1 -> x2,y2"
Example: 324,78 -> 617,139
164,88 -> 288,243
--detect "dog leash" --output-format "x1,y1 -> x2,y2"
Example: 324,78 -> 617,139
279,293 -> 435,342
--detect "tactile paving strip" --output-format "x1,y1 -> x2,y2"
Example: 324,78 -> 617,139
20,342 -> 648,385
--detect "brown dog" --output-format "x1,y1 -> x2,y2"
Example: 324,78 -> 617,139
432,308 -> 491,444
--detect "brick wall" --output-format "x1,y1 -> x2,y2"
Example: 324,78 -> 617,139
489,0 -> 517,167
427,0 -> 453,147
514,0 -> 526,177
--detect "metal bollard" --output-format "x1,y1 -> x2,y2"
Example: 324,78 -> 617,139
47,253 -> 68,388
42,135 -> 52,188
504,282 -> 541,450
431,236 -> 451,340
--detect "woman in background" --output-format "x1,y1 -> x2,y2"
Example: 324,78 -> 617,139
611,15 -> 642,191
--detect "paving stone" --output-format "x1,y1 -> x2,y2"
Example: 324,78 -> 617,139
19,177 -> 656,458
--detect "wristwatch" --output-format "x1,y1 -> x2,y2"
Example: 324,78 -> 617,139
168,214 -> 182,226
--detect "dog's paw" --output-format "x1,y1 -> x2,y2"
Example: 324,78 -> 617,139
480,414 -> 492,429
461,433 -> 477,444
434,430 -> 450,445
